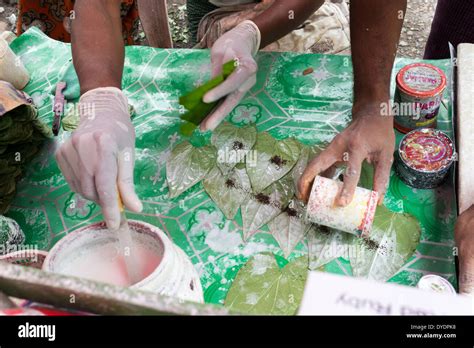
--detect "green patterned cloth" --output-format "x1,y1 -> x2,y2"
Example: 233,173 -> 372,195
7,27 -> 457,306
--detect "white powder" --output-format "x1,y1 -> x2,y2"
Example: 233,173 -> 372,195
205,222 -> 243,254
250,254 -> 275,276
245,293 -> 259,305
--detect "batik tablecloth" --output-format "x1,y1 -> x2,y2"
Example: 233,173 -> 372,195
6,28 -> 457,305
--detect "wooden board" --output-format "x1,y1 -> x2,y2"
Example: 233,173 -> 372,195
456,43 -> 474,214
0,261 -> 230,315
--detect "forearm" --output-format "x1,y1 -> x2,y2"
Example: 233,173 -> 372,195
71,0 -> 124,94
455,204 -> 474,294
252,0 -> 324,48
350,0 -> 407,110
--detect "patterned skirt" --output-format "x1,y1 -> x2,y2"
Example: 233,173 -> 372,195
16,0 -> 140,45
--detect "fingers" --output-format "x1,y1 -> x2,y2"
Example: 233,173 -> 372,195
55,147 -> 79,193
203,59 -> 257,103
297,149 -> 338,202
336,153 -> 363,207
200,90 -> 245,131
210,51 -> 224,78
94,133 -> 120,230
373,154 -> 394,205
71,133 -> 99,202
117,148 -> 143,213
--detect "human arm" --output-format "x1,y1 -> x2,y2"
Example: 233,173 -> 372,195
71,0 -> 124,94
56,0 -> 142,230
455,204 -> 474,294
298,0 -> 407,205
200,0 -> 324,130
252,0 -> 325,49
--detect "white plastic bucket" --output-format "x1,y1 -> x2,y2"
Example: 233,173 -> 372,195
42,220 -> 204,303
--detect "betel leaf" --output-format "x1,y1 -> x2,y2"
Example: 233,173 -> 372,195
307,225 -> 355,270
212,122 -> 257,174
225,253 -> 308,315
241,174 -> 294,241
203,166 -> 251,220
0,115 -> 13,131
166,141 -> 217,199
358,161 -> 375,190
247,133 -> 301,193
349,205 -> 421,282
268,200 -> 311,258
179,122 -> 198,137
179,60 -> 237,133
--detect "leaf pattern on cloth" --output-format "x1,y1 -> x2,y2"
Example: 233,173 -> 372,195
268,199 -> 311,258
166,141 -> 217,198
211,122 -> 257,174
203,166 -> 251,220
349,205 -> 421,282
241,175 -> 294,241
307,225 -> 355,270
225,253 -> 308,315
247,132 -> 301,192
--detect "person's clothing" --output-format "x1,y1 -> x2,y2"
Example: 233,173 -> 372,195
209,0 -> 255,6
187,0 -> 220,43
193,0 -> 351,54
187,0 -> 257,41
424,0 -> 474,59
17,0 -> 141,45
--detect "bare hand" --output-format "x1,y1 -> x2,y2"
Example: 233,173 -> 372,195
297,102 -> 395,206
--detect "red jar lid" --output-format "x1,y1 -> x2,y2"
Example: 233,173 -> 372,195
399,128 -> 454,173
396,63 -> 447,98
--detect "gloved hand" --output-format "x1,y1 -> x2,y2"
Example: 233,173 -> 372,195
55,87 -> 142,230
201,20 -> 261,131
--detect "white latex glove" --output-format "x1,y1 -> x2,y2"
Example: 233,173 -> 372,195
201,20 -> 261,131
55,87 -> 143,230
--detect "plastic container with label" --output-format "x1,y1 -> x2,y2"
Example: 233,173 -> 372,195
394,63 -> 447,133
306,176 -> 379,237
395,128 -> 455,189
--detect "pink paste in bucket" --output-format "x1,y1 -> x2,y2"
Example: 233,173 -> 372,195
59,242 -> 162,287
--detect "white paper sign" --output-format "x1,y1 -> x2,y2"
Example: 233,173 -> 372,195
298,272 -> 474,315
